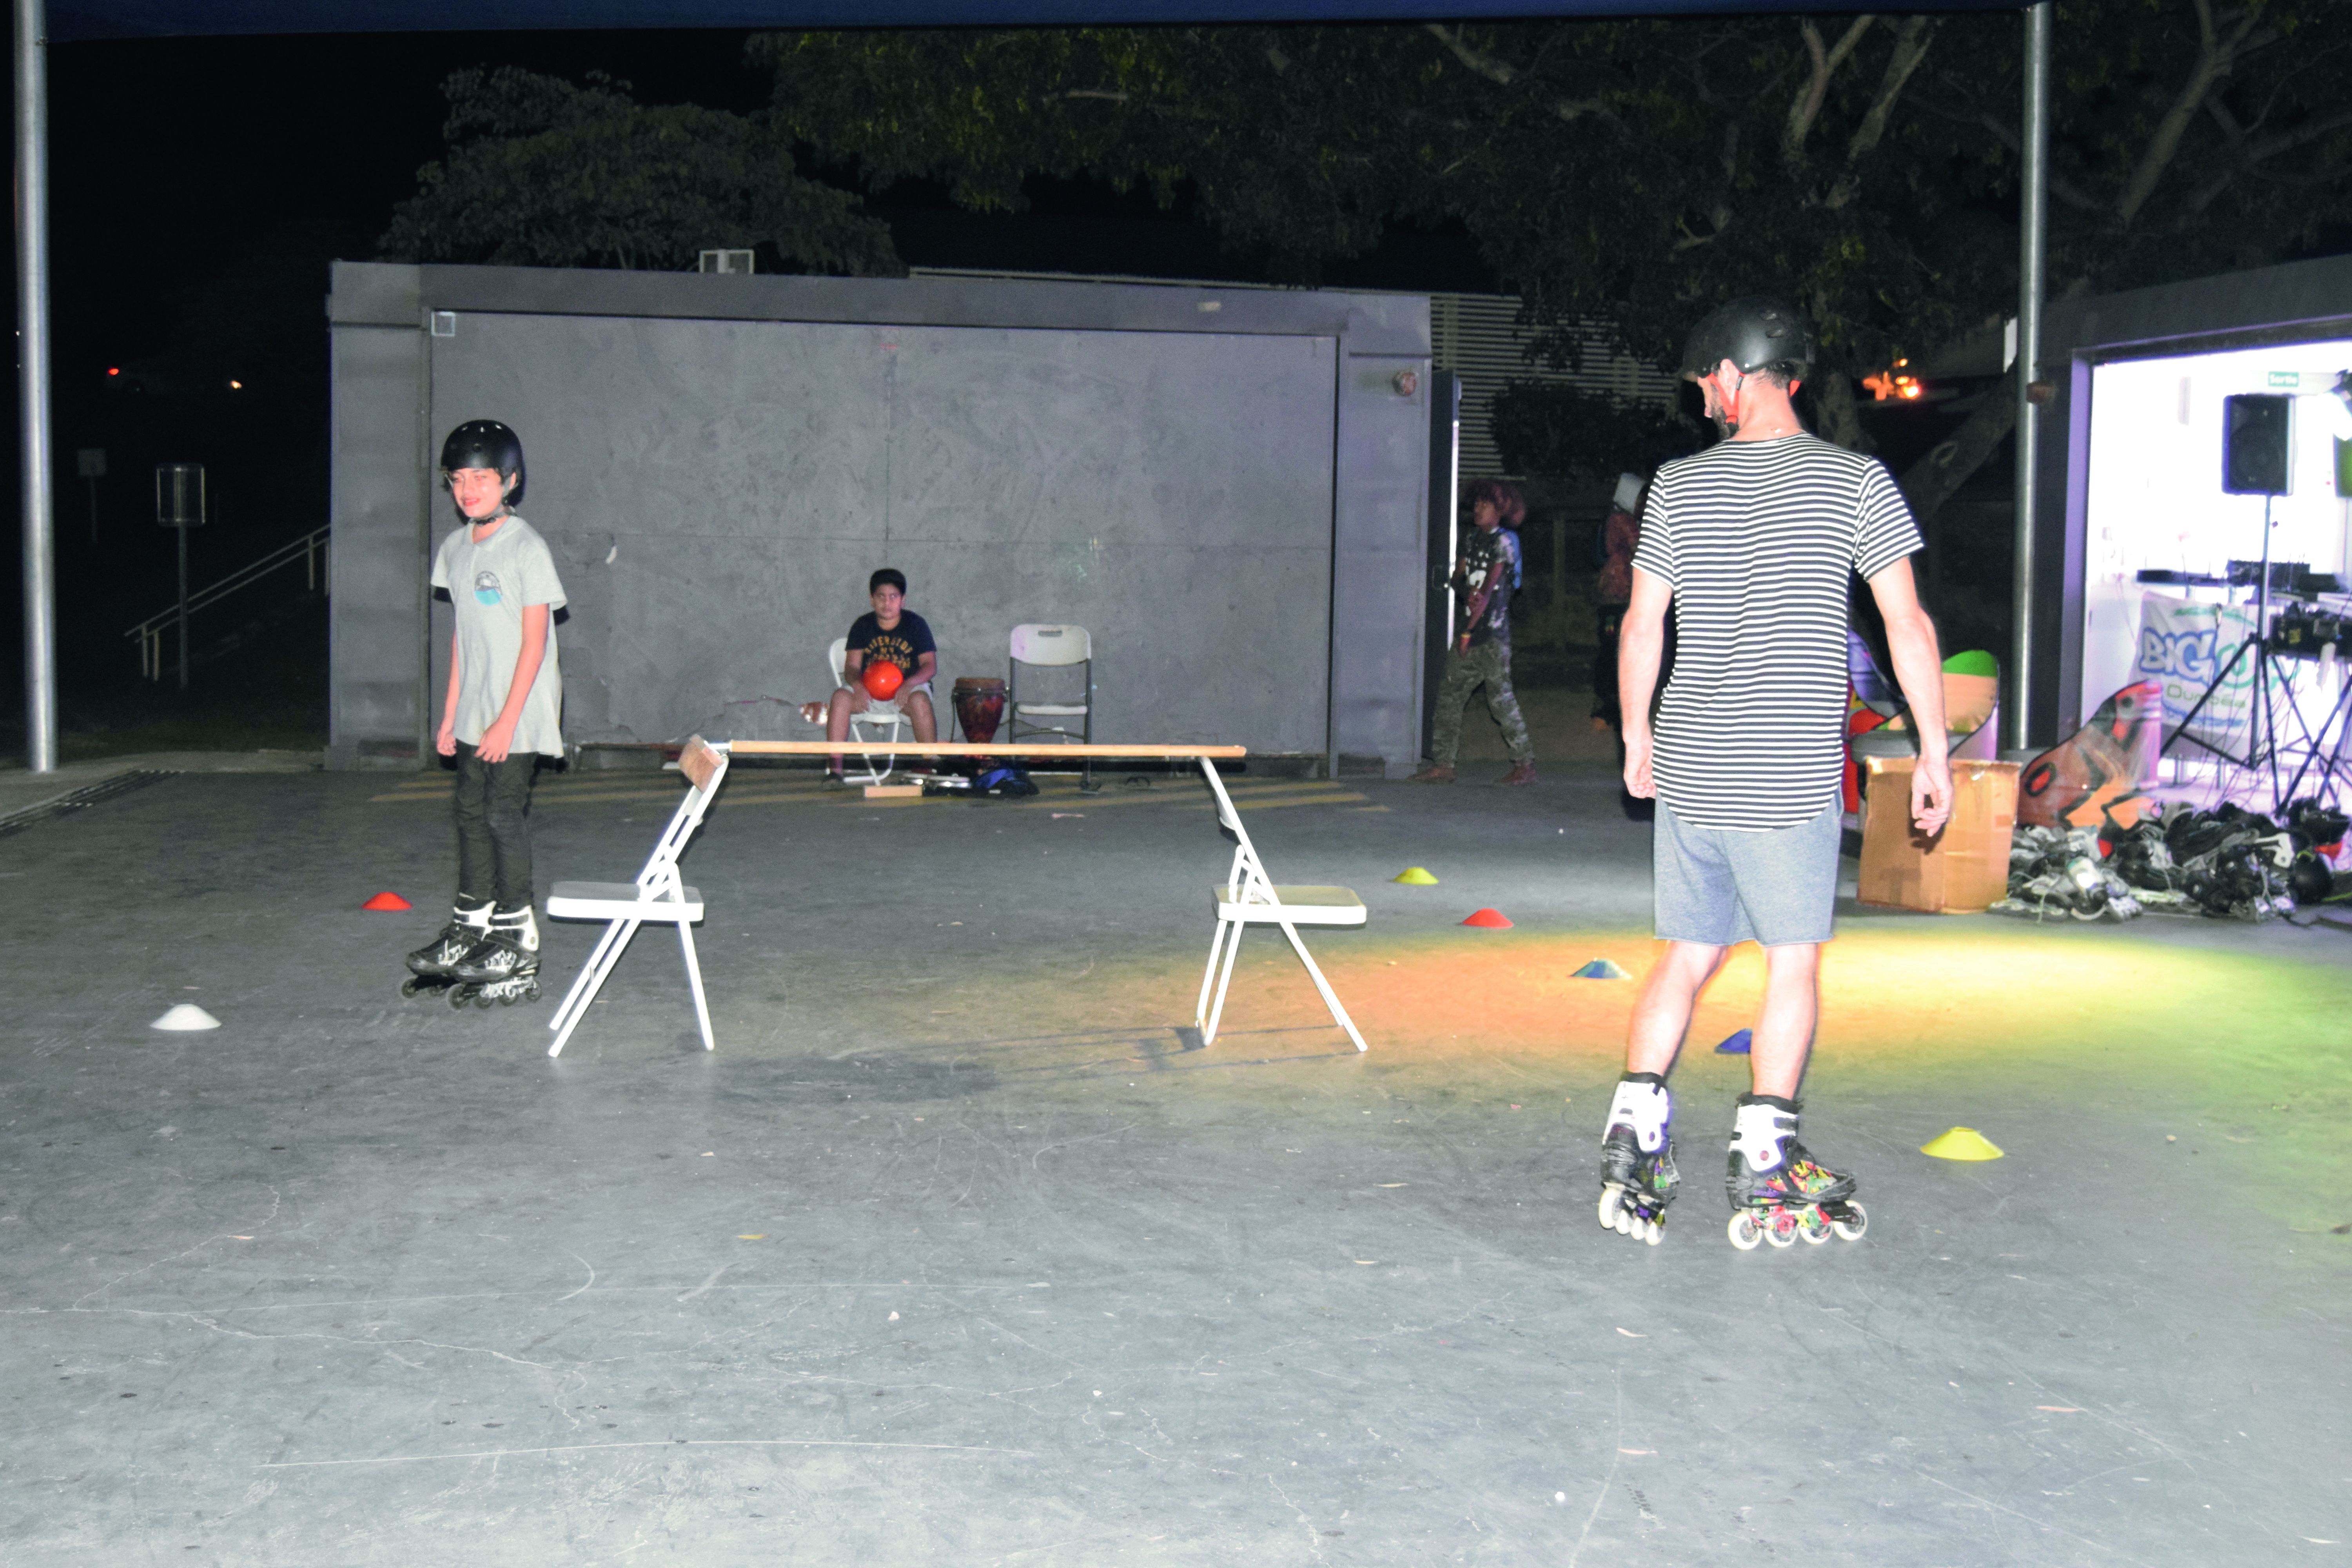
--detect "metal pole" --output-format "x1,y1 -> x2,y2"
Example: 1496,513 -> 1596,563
2007,0 -> 2051,753
15,0 -> 54,771
176,522 -> 189,690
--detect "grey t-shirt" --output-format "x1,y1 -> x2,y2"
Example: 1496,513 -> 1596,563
431,515 -> 568,757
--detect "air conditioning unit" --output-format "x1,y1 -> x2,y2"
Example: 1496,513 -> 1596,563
698,249 -> 755,276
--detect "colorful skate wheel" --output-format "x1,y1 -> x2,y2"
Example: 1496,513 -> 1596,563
1798,1209 -> 1833,1244
1727,1212 -> 1763,1250
1831,1201 -> 1868,1242
1763,1214 -> 1797,1248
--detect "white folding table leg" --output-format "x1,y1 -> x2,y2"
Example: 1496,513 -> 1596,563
548,917 -> 642,1058
1277,921 -> 1369,1053
1195,916 -> 1233,1032
1204,914 -> 1246,1046
675,919 -> 715,1052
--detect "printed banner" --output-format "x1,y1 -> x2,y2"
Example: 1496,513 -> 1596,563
2137,593 -> 2256,757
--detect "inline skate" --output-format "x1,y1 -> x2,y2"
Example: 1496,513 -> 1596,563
446,904 -> 542,1009
402,898 -> 493,1000
1597,1072 -> 1680,1245
1724,1093 -> 1866,1249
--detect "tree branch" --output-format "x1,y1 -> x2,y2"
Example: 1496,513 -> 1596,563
2115,0 -> 2276,227
1911,91 -> 2107,214
1425,24 -> 1613,124
1846,17 -> 1935,166
2182,104 -> 2352,216
1784,15 -> 1875,163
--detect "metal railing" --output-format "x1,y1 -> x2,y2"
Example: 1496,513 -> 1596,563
126,526 -> 330,681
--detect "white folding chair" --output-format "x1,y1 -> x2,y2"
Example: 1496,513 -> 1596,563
1194,759 -> 1368,1053
545,735 -> 730,1058
828,636 -> 911,785
1009,623 -> 1094,786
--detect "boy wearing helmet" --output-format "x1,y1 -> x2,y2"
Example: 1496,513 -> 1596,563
403,419 -> 568,1008
1595,297 -> 1952,1249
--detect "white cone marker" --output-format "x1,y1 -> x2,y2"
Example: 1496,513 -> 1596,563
150,1004 -> 221,1032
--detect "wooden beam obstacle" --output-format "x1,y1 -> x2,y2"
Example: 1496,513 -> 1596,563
726,741 -> 1246,760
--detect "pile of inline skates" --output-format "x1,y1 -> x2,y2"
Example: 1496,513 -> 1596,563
1993,798 -> 2347,923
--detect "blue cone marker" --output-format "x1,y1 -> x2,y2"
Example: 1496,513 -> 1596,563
1714,1029 -> 1753,1055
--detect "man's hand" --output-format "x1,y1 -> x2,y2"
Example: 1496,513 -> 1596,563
1910,753 -> 1953,836
477,717 -> 518,764
436,716 -> 457,758
1623,727 -> 1657,799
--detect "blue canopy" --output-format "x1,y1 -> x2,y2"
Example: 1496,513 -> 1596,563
51,0 -> 2027,44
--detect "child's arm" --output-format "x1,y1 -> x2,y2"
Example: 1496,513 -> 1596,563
475,604 -> 550,764
437,632 -> 461,756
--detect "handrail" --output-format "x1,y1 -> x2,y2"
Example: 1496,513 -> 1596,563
125,526 -> 330,681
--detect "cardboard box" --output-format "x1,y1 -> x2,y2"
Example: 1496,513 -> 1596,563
1857,758 -> 2019,913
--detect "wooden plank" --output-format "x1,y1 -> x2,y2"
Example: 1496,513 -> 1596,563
675,734 -> 723,792
727,741 -> 1246,759
862,784 -> 924,799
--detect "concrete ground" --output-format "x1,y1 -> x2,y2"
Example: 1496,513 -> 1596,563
2,731 -> 2347,1565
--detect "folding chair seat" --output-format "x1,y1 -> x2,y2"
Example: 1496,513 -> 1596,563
1193,760 -> 1368,1053
829,636 -> 911,785
545,735 -> 729,1058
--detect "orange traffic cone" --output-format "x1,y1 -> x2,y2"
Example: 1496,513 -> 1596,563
362,891 -> 412,912
1461,908 -> 1513,929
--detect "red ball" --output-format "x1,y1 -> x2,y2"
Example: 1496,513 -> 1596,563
861,660 -> 905,701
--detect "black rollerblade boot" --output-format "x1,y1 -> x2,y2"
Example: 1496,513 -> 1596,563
403,898 -> 493,999
447,904 -> 543,1009
1597,1072 -> 1679,1245
1724,1094 -> 1866,1250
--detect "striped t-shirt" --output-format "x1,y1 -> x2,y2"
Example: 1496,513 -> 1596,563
1632,434 -> 1922,830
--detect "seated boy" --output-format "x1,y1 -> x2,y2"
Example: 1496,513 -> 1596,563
827,568 -> 937,782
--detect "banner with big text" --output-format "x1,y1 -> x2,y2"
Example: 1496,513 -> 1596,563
2137,593 -> 2256,757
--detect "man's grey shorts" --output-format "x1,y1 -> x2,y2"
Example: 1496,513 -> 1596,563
1653,800 -> 1841,948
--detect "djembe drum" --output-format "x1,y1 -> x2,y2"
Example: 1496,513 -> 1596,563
951,677 -> 1006,744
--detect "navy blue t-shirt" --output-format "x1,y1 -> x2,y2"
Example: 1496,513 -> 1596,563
847,610 -> 935,681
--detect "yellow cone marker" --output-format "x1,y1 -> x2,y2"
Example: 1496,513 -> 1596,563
1392,867 -> 1439,885
1921,1127 -> 2004,1161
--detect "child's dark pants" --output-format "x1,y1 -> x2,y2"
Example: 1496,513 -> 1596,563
453,743 -> 537,909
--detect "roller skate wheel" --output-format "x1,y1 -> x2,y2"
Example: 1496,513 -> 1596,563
1831,1201 -> 1868,1242
1798,1210 -> 1833,1244
1763,1216 -> 1797,1248
1597,1187 -> 1622,1230
399,977 -> 426,998
1643,1218 -> 1662,1247
448,987 -> 471,1010
1727,1213 -> 1763,1250
474,991 -> 495,1009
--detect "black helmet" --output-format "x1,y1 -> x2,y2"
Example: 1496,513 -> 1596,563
1679,297 -> 1815,382
439,419 -> 525,506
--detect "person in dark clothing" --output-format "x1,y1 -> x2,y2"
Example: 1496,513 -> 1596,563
825,568 -> 938,784
1414,478 -> 1537,786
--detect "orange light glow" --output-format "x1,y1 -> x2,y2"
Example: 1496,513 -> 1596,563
106,367 -> 119,376
1864,370 -> 1926,402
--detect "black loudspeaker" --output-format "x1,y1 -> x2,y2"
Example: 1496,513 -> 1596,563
2223,393 -> 2292,496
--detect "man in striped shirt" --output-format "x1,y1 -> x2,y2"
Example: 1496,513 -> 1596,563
1596,296 -> 1953,1249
